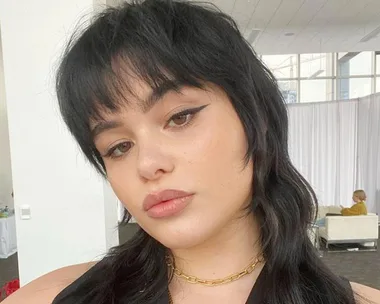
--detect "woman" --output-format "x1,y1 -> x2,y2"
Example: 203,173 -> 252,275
316,190 -> 368,227
341,190 -> 368,216
4,0 -> 380,303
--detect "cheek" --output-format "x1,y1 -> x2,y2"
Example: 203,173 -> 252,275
185,110 -> 252,193
186,105 -> 247,165
106,168 -> 141,213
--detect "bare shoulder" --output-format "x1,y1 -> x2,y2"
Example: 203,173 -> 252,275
351,282 -> 380,304
2,261 -> 97,304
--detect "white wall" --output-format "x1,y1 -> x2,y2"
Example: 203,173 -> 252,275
0,0 -> 118,285
0,29 -> 14,209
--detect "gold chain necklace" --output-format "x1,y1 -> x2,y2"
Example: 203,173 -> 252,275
167,256 -> 262,303
168,289 -> 173,304
167,255 -> 262,287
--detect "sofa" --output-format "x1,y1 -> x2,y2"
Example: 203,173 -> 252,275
317,206 -> 378,250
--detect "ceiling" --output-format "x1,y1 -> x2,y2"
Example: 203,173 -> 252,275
195,0 -> 380,55
4,0 -> 376,56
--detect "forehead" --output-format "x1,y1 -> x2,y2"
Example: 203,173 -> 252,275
85,54 -> 208,127
90,78 -> 185,124
89,78 -> 199,136
89,81 -> 223,133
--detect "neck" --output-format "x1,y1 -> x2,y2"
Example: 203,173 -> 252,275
169,213 -> 262,280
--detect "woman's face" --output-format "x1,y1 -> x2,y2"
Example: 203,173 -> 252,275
92,80 -> 253,249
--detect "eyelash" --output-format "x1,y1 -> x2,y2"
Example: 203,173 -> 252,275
166,105 -> 208,129
103,104 -> 208,159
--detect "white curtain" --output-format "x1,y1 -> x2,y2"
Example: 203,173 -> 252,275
288,94 -> 380,214
356,94 -> 380,214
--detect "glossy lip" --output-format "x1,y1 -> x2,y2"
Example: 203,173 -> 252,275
143,189 -> 194,218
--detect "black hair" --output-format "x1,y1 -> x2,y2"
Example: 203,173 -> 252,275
55,1 -> 358,303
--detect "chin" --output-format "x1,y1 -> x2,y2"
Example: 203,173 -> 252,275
159,225 -> 219,250
159,236 -> 206,250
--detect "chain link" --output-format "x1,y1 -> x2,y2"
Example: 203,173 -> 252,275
167,256 -> 263,287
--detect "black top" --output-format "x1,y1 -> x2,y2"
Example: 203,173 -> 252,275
53,261 -> 268,304
156,264 -> 267,304
53,260 -> 353,304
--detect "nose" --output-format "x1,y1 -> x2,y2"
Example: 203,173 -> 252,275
136,140 -> 174,181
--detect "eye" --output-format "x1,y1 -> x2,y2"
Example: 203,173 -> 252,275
105,142 -> 133,159
166,104 -> 209,129
167,113 -> 192,127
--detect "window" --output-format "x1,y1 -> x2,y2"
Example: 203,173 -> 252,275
337,78 -> 372,99
376,52 -> 380,75
338,52 -> 372,76
376,77 -> 380,92
278,80 -> 297,103
261,51 -> 378,103
300,53 -> 332,78
262,55 -> 298,79
300,79 -> 333,103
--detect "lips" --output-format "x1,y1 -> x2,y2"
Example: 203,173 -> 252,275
143,189 -> 193,211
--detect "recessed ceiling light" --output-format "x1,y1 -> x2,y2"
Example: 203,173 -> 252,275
285,33 -> 295,36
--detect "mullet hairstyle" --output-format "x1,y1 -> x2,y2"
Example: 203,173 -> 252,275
55,1 -> 358,303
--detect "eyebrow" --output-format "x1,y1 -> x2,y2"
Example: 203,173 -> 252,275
91,80 -> 185,139
140,79 -> 184,113
91,121 -> 124,139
